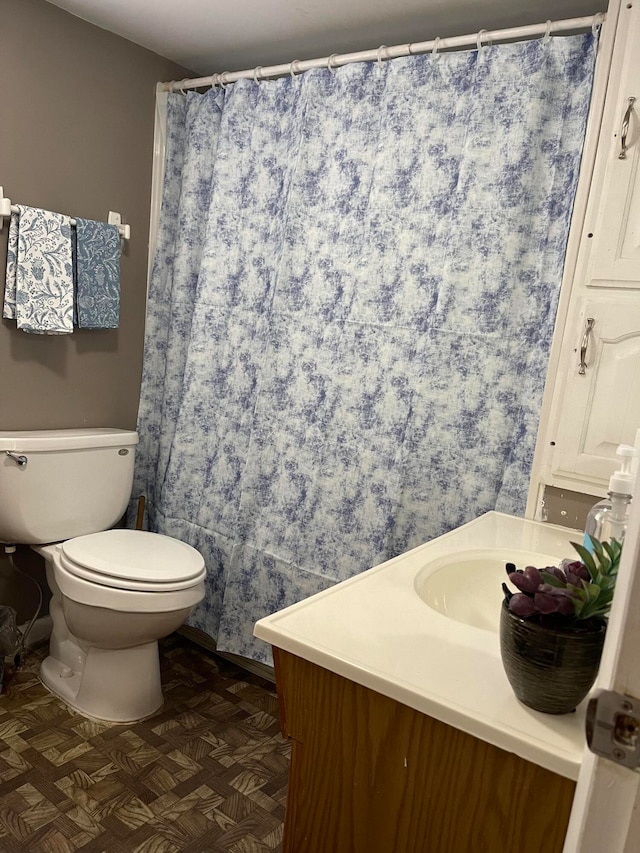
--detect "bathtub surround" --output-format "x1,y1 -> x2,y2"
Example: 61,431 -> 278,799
136,34 -> 597,663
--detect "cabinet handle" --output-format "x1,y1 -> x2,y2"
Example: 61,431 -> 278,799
578,317 -> 595,375
619,97 -> 636,160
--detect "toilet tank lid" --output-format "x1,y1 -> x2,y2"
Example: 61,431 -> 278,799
0,428 -> 139,452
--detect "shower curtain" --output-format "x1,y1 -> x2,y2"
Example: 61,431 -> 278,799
136,34 -> 597,663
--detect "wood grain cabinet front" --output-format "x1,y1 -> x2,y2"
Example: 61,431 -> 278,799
274,648 -> 576,853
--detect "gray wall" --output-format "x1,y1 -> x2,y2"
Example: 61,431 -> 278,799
0,0 -> 193,626
0,0 -> 192,431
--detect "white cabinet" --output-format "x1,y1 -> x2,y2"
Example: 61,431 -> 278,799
532,1 -> 640,505
551,297 -> 640,486
587,56 -> 640,288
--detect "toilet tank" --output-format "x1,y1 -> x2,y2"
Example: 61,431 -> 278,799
0,428 -> 139,544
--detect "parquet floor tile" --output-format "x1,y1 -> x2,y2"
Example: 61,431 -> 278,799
0,636 -> 289,851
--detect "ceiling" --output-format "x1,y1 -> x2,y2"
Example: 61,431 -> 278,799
45,0 -> 600,77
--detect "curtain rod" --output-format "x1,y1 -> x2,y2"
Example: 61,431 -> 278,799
163,14 -> 604,92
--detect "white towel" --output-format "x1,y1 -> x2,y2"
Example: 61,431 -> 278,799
3,205 -> 74,334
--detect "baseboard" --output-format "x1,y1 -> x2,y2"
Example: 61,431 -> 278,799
178,626 -> 275,684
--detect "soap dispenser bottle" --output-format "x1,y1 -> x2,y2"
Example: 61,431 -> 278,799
583,444 -> 637,550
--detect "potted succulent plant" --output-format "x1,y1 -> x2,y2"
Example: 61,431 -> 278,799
500,536 -> 622,714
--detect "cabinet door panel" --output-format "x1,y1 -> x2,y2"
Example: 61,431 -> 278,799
588,9 -> 640,287
553,297 -> 640,485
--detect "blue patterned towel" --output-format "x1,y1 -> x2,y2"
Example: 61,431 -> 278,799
3,205 -> 74,334
75,218 -> 120,329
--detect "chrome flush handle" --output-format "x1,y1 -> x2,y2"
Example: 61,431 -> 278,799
578,317 -> 595,375
5,451 -> 27,467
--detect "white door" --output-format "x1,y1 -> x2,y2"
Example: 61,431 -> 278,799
563,491 -> 640,851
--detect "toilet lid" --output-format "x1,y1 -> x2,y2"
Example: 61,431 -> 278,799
60,530 -> 206,592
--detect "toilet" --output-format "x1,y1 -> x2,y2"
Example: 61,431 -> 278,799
0,428 -> 206,723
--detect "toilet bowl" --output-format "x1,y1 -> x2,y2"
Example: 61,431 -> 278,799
35,530 -> 205,722
0,428 -> 206,723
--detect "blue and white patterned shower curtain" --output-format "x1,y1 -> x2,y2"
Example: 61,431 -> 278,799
135,34 -> 596,663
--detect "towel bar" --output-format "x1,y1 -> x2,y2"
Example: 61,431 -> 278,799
0,187 -> 131,240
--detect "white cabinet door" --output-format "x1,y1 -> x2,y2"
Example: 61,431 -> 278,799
551,296 -> 640,488
587,7 -> 640,288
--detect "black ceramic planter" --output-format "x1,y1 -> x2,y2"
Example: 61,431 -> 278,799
500,602 -> 607,715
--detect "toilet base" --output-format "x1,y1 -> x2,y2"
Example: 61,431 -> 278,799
40,641 -> 164,723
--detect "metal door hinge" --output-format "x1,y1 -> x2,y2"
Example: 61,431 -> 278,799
586,689 -> 640,770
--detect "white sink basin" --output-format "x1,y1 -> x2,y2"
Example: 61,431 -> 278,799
413,548 -> 561,633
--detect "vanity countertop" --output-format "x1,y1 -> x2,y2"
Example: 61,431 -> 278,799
254,511 -> 588,780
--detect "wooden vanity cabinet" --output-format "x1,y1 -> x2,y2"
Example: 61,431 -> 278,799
274,648 -> 576,853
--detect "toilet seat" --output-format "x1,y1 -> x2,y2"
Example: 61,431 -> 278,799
60,529 -> 206,592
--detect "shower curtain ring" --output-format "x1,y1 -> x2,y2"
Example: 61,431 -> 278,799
377,45 -> 388,69
219,72 -> 230,88
327,54 -> 338,74
476,29 -> 488,53
592,12 -> 604,37
290,60 -> 301,79
543,20 -> 552,45
432,37 -> 441,59
253,66 -> 263,85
